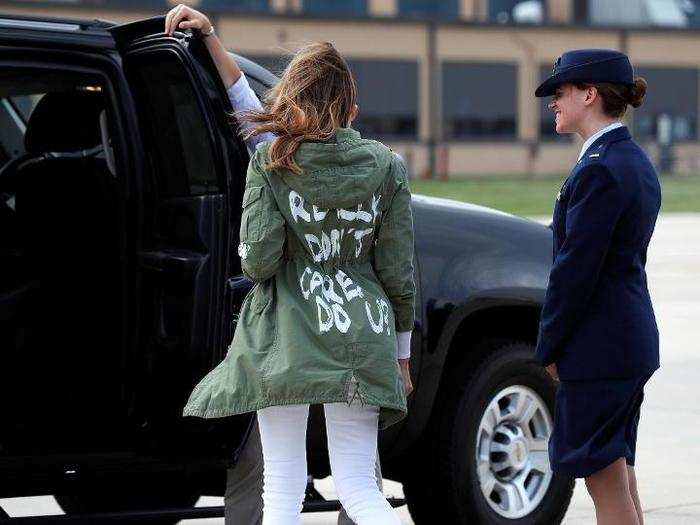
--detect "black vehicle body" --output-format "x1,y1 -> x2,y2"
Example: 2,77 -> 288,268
0,13 -> 568,524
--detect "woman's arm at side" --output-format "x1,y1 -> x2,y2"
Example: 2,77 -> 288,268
535,163 -> 625,366
373,154 -> 416,358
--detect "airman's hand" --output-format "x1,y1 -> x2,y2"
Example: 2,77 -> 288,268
545,363 -> 559,381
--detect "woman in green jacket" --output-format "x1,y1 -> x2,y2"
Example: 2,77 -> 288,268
169,6 -> 416,524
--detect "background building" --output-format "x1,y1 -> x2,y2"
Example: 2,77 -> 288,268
3,0 -> 700,178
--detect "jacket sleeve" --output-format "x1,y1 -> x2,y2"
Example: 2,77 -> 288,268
238,148 -> 285,282
373,154 -> 416,333
535,163 -> 625,366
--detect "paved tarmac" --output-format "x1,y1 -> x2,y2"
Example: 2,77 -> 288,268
2,213 -> 698,524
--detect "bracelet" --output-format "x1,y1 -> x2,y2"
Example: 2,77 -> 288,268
201,24 -> 215,37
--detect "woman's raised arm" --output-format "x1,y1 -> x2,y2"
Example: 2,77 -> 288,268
165,3 -> 241,89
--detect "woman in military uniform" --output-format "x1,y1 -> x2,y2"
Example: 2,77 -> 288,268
171,7 -> 415,523
535,49 -> 661,524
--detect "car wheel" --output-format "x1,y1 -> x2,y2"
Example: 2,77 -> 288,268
405,339 -> 574,525
55,476 -> 200,524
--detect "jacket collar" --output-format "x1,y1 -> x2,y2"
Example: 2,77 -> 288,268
334,126 -> 361,143
581,126 -> 632,159
313,126 -> 360,145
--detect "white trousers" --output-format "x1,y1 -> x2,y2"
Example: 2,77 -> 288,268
256,402 -> 401,525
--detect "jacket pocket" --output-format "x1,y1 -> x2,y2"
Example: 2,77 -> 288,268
241,186 -> 266,242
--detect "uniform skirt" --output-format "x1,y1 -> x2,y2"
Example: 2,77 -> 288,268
549,374 -> 652,478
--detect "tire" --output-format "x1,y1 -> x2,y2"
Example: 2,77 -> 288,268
55,476 -> 200,524
405,339 -> 574,525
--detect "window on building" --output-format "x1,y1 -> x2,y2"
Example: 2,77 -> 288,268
237,55 -> 418,140
538,64 -> 572,142
489,0 -> 546,24
101,0 -> 270,9
633,67 -> 698,142
399,0 -> 460,18
348,59 -> 418,140
442,62 -> 517,140
200,0 -> 270,11
584,0 -> 699,27
683,0 -> 700,27
302,0 -> 367,15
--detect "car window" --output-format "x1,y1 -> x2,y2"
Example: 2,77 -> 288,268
125,50 -> 219,198
9,94 -> 43,123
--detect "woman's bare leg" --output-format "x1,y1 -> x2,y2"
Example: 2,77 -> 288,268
627,465 -> 644,525
584,458 -> 639,525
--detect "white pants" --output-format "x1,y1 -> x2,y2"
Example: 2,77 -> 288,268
256,402 -> 401,525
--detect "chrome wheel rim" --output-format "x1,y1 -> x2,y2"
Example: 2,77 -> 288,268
475,385 -> 553,519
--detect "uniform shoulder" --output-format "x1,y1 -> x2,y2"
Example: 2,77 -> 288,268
596,138 -> 651,177
580,139 -> 631,177
572,157 -> 620,191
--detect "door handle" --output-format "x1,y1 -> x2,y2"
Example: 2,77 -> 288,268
227,275 -> 252,291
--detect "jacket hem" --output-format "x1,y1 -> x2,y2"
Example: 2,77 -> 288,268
182,393 -> 407,430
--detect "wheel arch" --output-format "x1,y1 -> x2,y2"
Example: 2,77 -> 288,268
440,302 -> 541,376
392,297 -> 544,461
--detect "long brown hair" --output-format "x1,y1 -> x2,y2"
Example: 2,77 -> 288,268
239,42 -> 357,175
575,77 -> 648,118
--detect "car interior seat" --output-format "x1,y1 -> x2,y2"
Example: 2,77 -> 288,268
0,89 -> 124,420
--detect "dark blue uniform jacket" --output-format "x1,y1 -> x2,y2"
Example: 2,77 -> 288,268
535,126 -> 661,381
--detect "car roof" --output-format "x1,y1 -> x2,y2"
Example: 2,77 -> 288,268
0,12 -> 116,48
0,13 -> 278,88
0,12 -> 116,32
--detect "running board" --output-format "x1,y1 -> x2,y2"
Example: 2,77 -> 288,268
0,499 -> 406,523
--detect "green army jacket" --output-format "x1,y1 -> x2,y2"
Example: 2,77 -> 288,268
183,127 -> 415,429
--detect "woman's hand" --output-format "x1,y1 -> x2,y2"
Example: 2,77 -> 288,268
164,2 -> 241,87
165,3 -> 211,36
399,358 -> 413,397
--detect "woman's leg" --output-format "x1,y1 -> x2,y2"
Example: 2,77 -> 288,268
337,452 -> 383,525
584,457 -> 639,525
627,465 -> 644,525
256,404 -> 310,525
324,402 -> 400,525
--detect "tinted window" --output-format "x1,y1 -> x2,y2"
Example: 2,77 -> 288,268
9,94 -> 42,122
399,0 -> 459,18
633,66 -> 698,142
442,62 -> 517,140
127,51 -> 219,197
244,54 -> 290,78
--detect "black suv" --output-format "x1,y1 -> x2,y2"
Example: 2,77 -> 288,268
0,14 -> 573,524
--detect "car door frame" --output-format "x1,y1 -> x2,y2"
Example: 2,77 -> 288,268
0,39 -> 144,481
112,25 -> 255,465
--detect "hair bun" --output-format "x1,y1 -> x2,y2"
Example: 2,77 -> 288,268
629,77 -> 647,108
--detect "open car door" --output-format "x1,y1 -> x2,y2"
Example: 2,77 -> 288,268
110,17 -> 252,462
